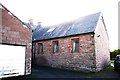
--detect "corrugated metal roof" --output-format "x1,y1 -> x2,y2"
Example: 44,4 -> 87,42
32,12 -> 101,41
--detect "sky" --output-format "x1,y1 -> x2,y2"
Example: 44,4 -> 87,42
0,0 -> 119,51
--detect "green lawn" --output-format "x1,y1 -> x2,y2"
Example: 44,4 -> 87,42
111,60 -> 114,63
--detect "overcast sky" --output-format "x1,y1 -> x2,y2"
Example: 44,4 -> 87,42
0,0 -> 119,51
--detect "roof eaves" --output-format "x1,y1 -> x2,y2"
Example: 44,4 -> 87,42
32,32 -> 95,42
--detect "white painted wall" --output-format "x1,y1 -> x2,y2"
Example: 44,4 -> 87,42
94,16 -> 110,71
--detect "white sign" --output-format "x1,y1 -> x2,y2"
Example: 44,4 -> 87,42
0,44 -> 25,78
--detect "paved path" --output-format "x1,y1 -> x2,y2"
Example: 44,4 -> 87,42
111,62 -> 114,67
2,65 -> 120,79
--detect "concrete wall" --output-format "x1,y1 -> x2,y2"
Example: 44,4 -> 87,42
0,5 -> 32,75
94,16 -> 110,71
34,34 -> 96,72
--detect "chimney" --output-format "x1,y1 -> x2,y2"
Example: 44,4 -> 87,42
37,22 -> 42,28
28,19 -> 34,26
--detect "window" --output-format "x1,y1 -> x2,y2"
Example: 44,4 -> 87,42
47,27 -> 55,32
53,41 -> 59,53
72,39 -> 79,52
39,43 -> 43,54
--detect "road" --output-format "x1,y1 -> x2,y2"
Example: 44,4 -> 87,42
2,64 -> 120,79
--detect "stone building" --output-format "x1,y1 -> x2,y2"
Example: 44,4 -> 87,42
32,12 -> 110,72
0,3 -> 32,77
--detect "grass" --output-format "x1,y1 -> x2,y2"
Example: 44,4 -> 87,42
111,60 -> 114,63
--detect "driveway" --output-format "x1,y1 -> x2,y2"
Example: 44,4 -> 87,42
2,64 -> 120,79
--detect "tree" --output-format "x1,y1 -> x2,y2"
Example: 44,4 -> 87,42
110,49 -> 120,60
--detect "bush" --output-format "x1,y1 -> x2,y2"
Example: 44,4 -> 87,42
110,49 -> 120,60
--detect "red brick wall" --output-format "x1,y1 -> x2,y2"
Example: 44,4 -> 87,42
34,34 -> 96,72
0,6 -> 32,75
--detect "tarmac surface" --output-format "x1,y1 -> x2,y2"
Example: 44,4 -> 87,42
1,64 -> 120,79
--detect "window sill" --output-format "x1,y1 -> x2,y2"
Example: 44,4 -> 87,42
71,52 -> 80,54
52,52 -> 60,55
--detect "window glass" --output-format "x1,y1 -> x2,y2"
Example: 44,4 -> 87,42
53,41 -> 59,52
39,43 -> 43,54
72,39 -> 79,52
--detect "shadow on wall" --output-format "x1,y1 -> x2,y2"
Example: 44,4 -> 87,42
35,55 -> 47,66
101,59 -> 110,68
